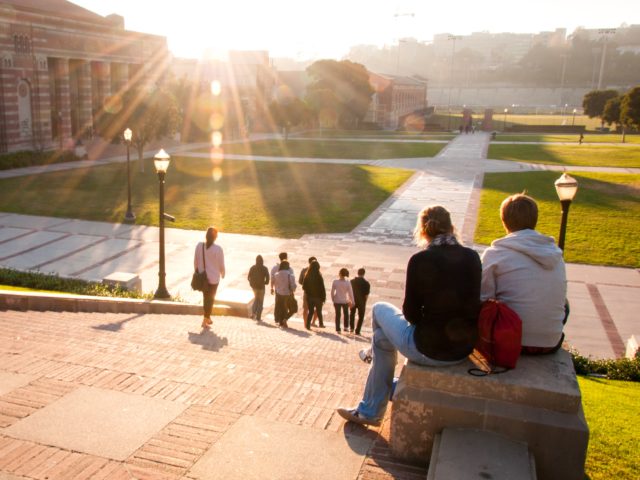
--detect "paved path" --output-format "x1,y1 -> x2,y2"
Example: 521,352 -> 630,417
0,132 -> 639,479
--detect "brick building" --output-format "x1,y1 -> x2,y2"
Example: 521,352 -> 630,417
0,0 -> 168,153
366,73 -> 428,130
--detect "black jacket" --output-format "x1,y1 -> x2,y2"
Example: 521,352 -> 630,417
403,244 -> 482,361
248,264 -> 269,290
302,271 -> 326,302
350,276 -> 370,305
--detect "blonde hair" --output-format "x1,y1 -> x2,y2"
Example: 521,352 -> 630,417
414,206 -> 454,247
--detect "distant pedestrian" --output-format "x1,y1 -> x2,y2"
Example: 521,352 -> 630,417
331,268 -> 354,333
302,260 -> 326,330
271,252 -> 294,295
578,133 -> 584,145
194,227 -> 225,329
273,261 -> 296,328
299,257 -> 319,326
349,268 -> 371,335
248,255 -> 269,321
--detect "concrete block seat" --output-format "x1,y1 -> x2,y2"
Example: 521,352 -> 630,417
390,349 -> 588,480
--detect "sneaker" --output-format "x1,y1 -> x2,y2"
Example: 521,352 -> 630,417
336,407 -> 380,427
359,348 -> 372,364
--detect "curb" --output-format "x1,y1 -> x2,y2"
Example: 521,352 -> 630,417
0,290 -> 248,317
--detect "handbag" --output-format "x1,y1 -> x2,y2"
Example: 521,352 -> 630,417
287,294 -> 298,316
191,244 -> 207,291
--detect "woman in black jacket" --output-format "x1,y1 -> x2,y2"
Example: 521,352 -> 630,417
302,260 -> 326,330
247,255 -> 269,321
337,205 -> 481,426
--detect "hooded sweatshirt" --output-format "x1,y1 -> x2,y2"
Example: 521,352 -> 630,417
481,229 -> 566,348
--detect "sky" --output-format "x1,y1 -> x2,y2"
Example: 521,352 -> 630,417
71,0 -> 638,60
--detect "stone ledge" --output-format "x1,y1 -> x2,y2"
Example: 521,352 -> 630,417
401,349 -> 581,414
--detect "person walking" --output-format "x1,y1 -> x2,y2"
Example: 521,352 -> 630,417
273,260 -> 296,328
194,227 -> 225,329
349,268 -> 371,335
331,268 -> 354,333
299,256 -> 319,326
337,206 -> 481,426
302,260 -> 326,330
248,255 -> 269,322
271,252 -> 293,295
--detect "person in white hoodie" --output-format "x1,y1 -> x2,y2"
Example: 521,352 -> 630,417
481,193 -> 567,352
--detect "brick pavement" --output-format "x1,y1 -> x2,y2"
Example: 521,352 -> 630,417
0,310 -> 426,479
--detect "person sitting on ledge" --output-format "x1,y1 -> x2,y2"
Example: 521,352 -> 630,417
481,193 -> 567,355
337,205 -> 481,427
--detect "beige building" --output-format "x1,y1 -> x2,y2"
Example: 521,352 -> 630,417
0,0 -> 168,153
366,73 -> 427,130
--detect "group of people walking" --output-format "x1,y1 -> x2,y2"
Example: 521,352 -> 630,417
247,252 -> 371,333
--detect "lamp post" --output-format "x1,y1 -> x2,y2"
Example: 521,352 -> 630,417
572,108 -> 577,126
153,149 -> 171,299
503,108 -> 508,131
123,128 -> 135,222
554,173 -> 579,252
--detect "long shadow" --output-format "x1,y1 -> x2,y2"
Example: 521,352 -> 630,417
188,329 -> 228,352
315,330 -> 349,343
92,313 -> 145,332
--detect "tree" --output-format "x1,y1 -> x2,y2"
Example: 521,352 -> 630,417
602,96 -> 621,127
306,60 -> 373,129
582,89 -> 619,128
268,97 -> 308,140
620,85 -> 640,132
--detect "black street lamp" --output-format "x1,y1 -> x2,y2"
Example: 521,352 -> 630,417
123,128 -> 135,222
153,149 -> 171,299
572,108 -> 577,126
554,173 -> 579,252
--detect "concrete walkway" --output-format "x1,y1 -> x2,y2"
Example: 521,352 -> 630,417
0,132 -> 638,480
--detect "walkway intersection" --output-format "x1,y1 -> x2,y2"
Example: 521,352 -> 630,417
0,132 -> 638,479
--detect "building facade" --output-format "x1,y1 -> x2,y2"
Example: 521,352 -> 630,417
0,0 -> 168,153
366,73 -> 427,130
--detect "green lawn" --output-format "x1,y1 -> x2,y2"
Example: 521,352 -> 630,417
487,144 -> 640,168
432,113 -> 604,131
0,157 -> 413,238
579,376 -> 640,480
475,171 -> 640,267
297,130 -> 455,140
216,139 -> 445,159
493,134 -> 640,144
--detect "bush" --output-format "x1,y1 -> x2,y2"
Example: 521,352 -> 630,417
0,150 -> 80,171
0,268 -> 151,300
571,349 -> 640,382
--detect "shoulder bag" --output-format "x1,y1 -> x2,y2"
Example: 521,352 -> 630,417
191,243 -> 208,291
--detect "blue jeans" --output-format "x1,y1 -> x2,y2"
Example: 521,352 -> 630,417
252,288 -> 265,320
356,302 -> 463,421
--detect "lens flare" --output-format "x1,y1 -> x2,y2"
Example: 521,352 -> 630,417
212,167 -> 223,182
103,94 -> 123,114
211,80 -> 221,96
210,112 -> 224,130
211,131 -> 223,147
210,147 -> 223,165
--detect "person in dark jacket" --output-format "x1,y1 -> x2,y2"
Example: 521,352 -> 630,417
247,255 -> 269,321
337,205 -> 481,427
349,268 -> 371,335
302,260 -> 326,330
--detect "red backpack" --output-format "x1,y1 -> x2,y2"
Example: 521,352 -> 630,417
474,299 -> 522,372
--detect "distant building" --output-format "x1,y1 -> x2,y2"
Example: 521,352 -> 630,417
365,73 -> 427,130
0,0 -> 169,153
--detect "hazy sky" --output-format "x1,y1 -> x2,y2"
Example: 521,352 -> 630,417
72,0 -> 638,60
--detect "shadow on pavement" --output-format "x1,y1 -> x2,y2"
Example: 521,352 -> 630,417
316,330 -> 349,343
188,329 -> 228,351
92,313 -> 145,332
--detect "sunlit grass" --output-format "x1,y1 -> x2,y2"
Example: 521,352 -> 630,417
209,139 -> 445,159
432,113 -> 603,131
487,144 -> 640,167
493,134 -> 639,144
0,157 -> 413,238
579,376 -> 640,480
297,130 -> 456,140
475,171 -> 640,267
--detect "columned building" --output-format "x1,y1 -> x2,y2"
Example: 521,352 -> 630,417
366,73 -> 428,130
0,0 -> 168,153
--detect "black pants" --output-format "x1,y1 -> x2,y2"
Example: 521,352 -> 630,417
334,303 -> 349,331
274,293 -> 289,324
349,301 -> 366,334
203,282 -> 219,319
306,297 -> 324,329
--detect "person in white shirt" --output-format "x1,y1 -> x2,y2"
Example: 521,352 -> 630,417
273,261 -> 296,328
331,268 -> 355,333
481,194 -> 567,352
194,227 -> 225,329
271,252 -> 294,295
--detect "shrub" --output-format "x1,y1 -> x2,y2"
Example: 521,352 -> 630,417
0,150 -> 80,171
0,268 -> 151,300
571,349 -> 640,382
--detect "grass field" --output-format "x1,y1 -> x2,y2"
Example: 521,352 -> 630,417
493,134 -> 640,144
296,130 -> 456,140
0,157 -> 413,238
579,376 -> 640,480
215,139 -> 445,159
475,171 -> 640,267
432,113 -> 604,131
487,144 -> 640,168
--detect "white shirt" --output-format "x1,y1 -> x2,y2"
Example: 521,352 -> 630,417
331,278 -> 354,304
273,269 -> 296,295
194,242 -> 225,284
